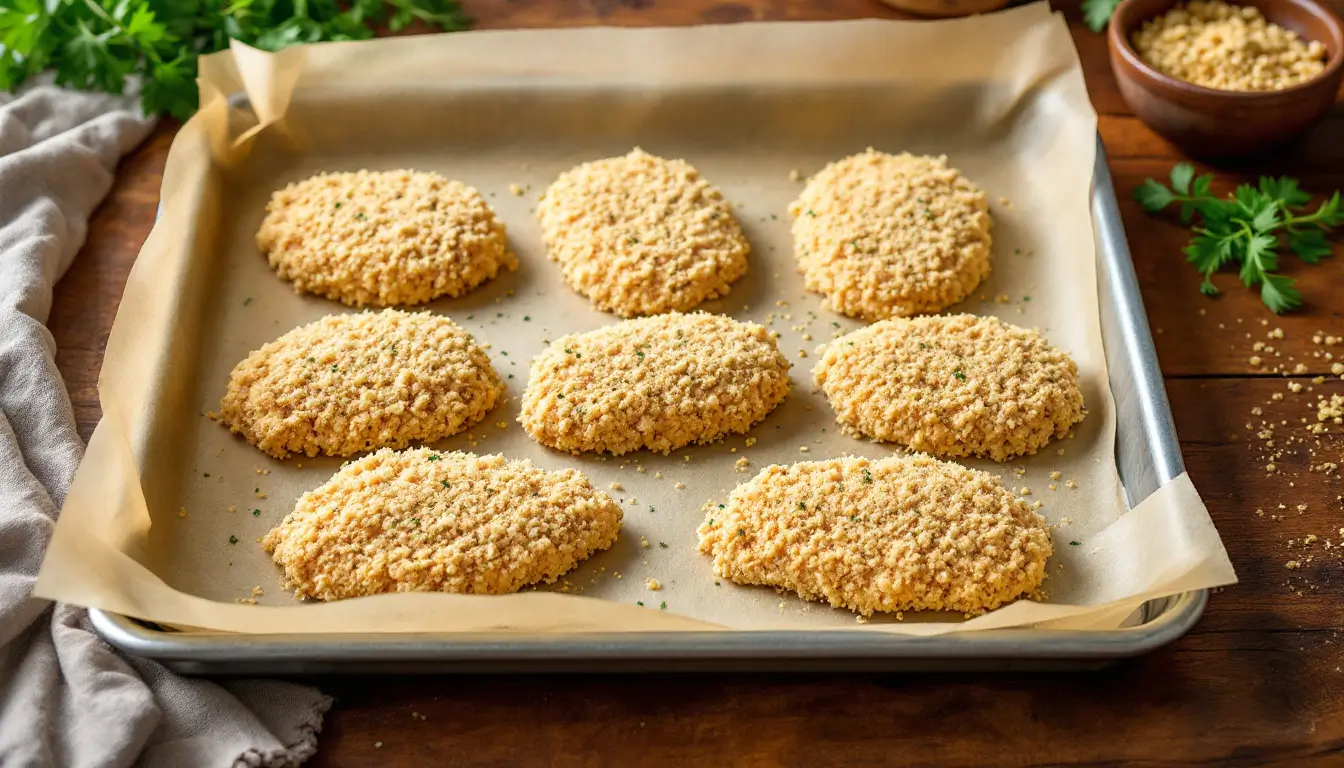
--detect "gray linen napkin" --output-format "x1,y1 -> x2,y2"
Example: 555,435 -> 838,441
0,81 -> 332,768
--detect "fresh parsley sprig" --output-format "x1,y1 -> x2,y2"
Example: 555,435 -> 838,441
1135,163 -> 1342,314
1081,0 -> 1123,32
0,0 -> 471,119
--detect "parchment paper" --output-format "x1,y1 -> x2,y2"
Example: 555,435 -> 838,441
36,4 -> 1236,636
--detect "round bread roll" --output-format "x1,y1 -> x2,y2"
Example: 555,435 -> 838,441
263,448 -> 623,600
812,314 -> 1084,461
257,169 -> 516,307
218,310 -> 503,459
697,455 -> 1053,615
790,149 -> 992,320
519,312 -> 790,455
537,148 -> 749,316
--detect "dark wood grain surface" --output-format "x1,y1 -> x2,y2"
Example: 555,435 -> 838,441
48,1 -> 1344,765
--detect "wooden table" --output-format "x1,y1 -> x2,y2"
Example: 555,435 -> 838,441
49,1 -> 1344,764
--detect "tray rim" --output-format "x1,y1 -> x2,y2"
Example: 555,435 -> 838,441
87,134 -> 1206,671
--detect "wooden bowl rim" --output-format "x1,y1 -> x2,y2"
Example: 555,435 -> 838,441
1108,0 -> 1344,101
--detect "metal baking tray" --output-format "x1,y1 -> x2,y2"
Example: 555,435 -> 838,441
88,136 -> 1203,673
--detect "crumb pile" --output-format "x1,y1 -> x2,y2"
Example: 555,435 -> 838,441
257,170 -> 517,307
536,148 -> 749,317
218,310 -> 503,458
1132,1 -> 1327,92
518,312 -> 791,455
814,314 -> 1084,461
696,455 -> 1053,615
789,149 -> 992,320
263,448 -> 623,600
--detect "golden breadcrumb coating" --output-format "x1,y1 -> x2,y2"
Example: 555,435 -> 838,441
697,455 -> 1052,615
790,150 -> 992,320
813,314 -> 1084,462
257,170 -> 517,307
219,310 -> 503,459
518,312 -> 790,455
263,448 -> 622,600
537,148 -> 749,317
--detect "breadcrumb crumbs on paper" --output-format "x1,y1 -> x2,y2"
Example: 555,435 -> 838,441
674,482 -> 686,490
697,455 -> 1051,615
219,310 -> 503,459
518,312 -> 790,455
645,578 -> 662,591
537,148 -> 749,317
789,150 -> 992,320
178,507 -> 187,519
256,170 -> 516,307
262,448 -> 622,600
508,183 -> 524,196
813,314 -> 1084,461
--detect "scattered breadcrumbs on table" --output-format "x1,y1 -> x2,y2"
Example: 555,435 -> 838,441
1231,325 -> 1344,592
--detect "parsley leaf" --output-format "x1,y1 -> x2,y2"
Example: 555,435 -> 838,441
1260,274 -> 1303,314
1082,0 -> 1123,31
1136,163 -> 1339,313
1,0 -> 472,118
1134,179 -> 1175,212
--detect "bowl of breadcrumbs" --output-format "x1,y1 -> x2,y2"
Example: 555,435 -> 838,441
1109,0 -> 1343,155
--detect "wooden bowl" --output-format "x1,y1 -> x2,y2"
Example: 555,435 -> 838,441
1108,0 -> 1344,157
880,0 -> 1010,18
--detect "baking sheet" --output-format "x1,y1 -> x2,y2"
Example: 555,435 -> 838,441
36,3 -> 1236,636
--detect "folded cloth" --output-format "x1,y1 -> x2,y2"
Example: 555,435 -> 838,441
0,81 -> 332,768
